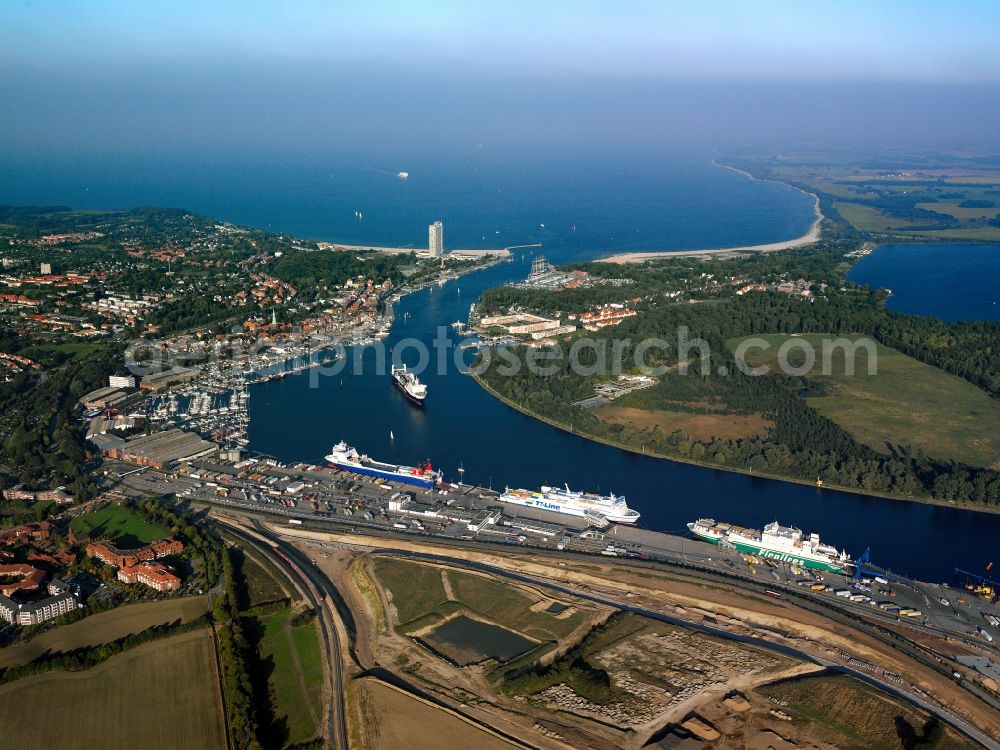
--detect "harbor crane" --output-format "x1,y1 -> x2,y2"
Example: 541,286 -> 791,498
955,567 -> 999,602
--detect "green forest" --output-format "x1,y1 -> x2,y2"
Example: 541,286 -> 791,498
0,332 -> 121,497
475,241 -> 1000,507
270,246 -> 413,293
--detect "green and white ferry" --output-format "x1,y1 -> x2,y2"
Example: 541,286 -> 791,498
687,518 -> 853,574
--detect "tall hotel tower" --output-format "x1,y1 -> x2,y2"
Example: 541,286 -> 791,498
429,220 -> 444,257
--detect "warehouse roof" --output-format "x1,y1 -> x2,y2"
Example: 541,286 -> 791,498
116,428 -> 217,465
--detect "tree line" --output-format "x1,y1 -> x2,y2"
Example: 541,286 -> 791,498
476,241 -> 1000,506
0,615 -> 212,685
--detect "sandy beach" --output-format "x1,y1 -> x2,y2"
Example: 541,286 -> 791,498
600,163 -> 823,263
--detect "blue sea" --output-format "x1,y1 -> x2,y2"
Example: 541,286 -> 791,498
0,153 -> 812,261
3,153 -> 999,582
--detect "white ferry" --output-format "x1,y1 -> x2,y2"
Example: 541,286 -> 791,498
391,364 -> 427,406
326,441 -> 441,489
499,485 -> 639,525
687,518 -> 852,573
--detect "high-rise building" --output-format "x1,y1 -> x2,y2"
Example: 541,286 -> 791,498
40,262 -> 52,274
429,221 -> 444,258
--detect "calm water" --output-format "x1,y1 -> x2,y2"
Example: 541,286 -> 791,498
0,153 -> 812,260
423,615 -> 535,663
849,243 -> 1000,322
4,154 -> 998,581
247,257 -> 1000,583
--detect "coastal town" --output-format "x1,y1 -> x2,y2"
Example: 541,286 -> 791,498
4,4 -> 1000,750
0,210 -> 504,630
0,209 -> 501,470
0,213 -> 996,750
0,210 -> 996,750
0,217 -> 494,344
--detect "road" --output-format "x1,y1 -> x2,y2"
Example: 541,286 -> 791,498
121,461 -> 1000,664
158,484 -> 999,747
352,545 -> 999,750
171,483 -> 1000,713
214,518 -> 350,750
229,518 -> 541,750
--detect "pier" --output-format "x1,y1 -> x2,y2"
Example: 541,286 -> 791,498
317,242 -> 512,259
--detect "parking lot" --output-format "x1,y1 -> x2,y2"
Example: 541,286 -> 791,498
104,454 -> 1000,658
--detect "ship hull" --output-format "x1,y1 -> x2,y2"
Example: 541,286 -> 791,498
327,460 -> 436,489
688,528 -> 846,573
392,377 -> 425,406
499,494 -> 638,524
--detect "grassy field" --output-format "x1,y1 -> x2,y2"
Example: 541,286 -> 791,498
70,503 -> 169,547
18,341 -> 101,363
922,226 -> 1000,241
448,567 -> 585,641
761,158 -> 1000,240
257,609 -> 324,747
916,201 -> 1000,220
356,677 -> 522,750
0,628 -> 226,750
0,596 -> 210,670
760,674 -> 976,750
595,405 -> 771,441
233,548 -> 288,609
728,333 -> 1000,469
834,202 -> 908,232
373,557 -> 587,642
374,556 -> 447,627
833,202 -> 1000,241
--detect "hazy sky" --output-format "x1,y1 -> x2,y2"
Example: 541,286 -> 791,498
5,1 -> 1000,82
2,1 -> 999,161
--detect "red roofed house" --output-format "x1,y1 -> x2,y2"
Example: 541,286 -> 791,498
0,563 -> 46,597
0,521 -> 52,546
86,537 -> 184,569
118,563 -> 181,592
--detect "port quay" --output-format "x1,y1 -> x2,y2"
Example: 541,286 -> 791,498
91,238 -> 1000,709
108,445 -> 1000,680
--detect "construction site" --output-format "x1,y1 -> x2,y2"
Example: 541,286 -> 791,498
214,516 -> 1000,750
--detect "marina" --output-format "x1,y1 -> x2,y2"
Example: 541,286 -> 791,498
141,345 -> 347,450
122,252 -> 501,454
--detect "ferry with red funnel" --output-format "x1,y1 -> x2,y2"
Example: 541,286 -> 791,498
325,441 -> 441,488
